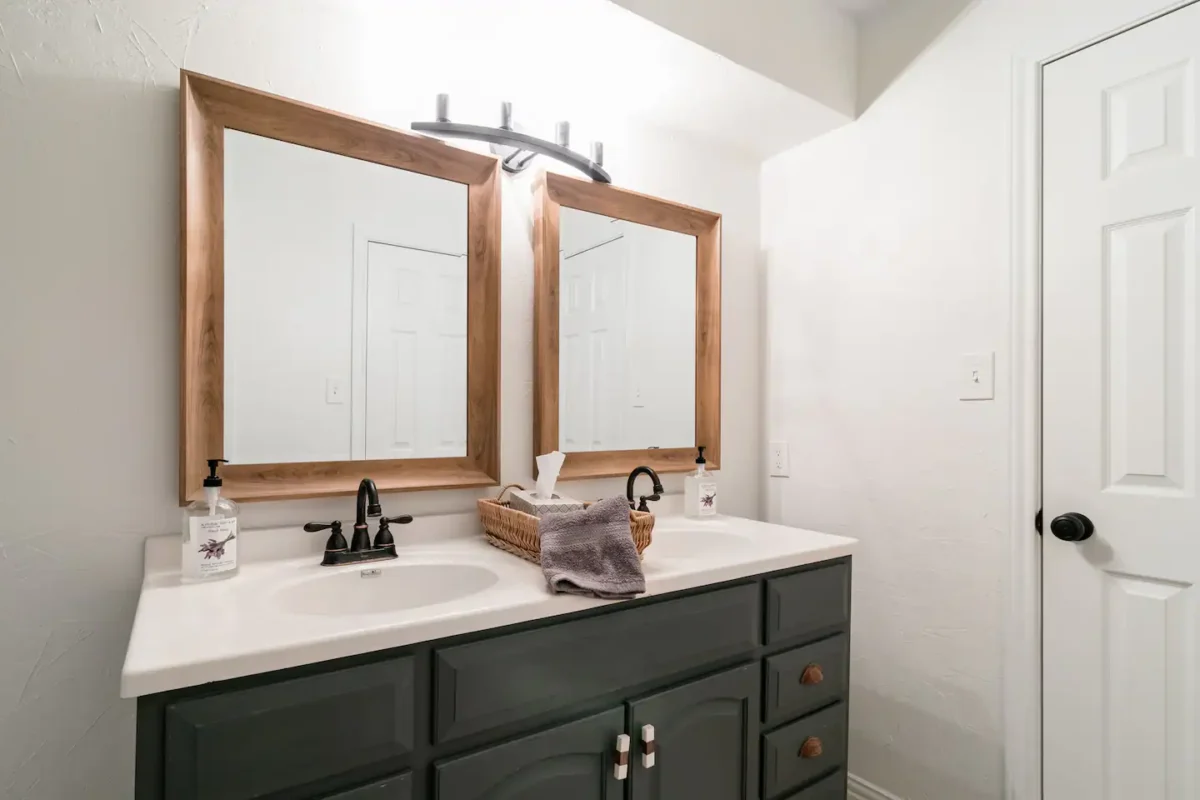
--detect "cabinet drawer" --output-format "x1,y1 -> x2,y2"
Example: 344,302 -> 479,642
781,769 -> 847,799
324,771 -> 412,799
765,563 -> 850,644
434,583 -> 760,742
164,658 -> 415,800
762,702 -> 848,798
764,634 -> 848,726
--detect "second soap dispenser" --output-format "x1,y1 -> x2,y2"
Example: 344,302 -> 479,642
684,446 -> 718,518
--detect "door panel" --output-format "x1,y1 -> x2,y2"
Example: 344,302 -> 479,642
628,663 -> 760,800
433,707 -> 624,800
558,233 -> 629,451
1043,4 -> 1200,798
363,241 -> 466,460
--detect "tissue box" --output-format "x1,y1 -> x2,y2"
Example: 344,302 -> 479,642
508,488 -> 586,518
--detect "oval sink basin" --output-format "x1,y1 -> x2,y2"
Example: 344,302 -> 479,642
645,529 -> 746,560
276,563 -> 500,616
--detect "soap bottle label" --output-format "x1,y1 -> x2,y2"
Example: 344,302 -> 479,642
697,482 -> 717,516
186,517 -> 238,576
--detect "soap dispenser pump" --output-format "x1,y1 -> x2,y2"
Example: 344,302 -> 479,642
181,458 -> 240,582
684,446 -> 718,518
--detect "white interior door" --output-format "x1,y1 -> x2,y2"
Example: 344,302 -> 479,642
1044,4 -> 1200,798
362,241 -> 466,460
559,234 -> 629,451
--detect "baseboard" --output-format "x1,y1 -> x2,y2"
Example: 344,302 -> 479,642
848,773 -> 904,800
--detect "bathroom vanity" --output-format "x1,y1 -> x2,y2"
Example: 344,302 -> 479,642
158,71 -> 855,800
124,515 -> 855,800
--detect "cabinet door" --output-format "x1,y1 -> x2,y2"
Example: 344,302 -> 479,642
164,658 -> 415,800
434,707 -> 625,800
629,663 -> 760,800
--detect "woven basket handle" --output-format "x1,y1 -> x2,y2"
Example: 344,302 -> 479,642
494,483 -> 526,502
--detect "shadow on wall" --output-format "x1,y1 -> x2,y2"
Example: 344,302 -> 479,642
857,0 -> 979,115
1,74 -> 181,800
850,682 -> 1002,800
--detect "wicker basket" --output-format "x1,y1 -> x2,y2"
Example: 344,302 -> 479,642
478,484 -> 654,564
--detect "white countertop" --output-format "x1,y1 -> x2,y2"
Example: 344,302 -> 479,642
120,507 -> 856,697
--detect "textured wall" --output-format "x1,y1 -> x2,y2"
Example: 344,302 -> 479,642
0,1 -> 763,796
761,1 -> 1187,798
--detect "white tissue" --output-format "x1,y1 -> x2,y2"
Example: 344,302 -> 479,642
535,450 -> 566,499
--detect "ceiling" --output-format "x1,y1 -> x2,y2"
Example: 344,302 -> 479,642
824,0 -> 896,17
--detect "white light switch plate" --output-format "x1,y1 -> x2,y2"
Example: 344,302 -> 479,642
769,442 -> 790,477
959,352 -> 995,401
326,377 -> 346,404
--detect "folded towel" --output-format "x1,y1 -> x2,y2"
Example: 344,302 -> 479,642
539,496 -> 646,599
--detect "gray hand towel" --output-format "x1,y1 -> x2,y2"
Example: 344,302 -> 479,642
539,496 -> 646,599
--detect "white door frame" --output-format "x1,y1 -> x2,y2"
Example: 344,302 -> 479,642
1007,3 -> 1197,798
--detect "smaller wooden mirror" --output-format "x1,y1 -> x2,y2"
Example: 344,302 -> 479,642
180,72 -> 501,503
533,172 -> 721,481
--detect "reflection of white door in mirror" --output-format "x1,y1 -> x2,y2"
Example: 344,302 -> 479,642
223,130 -> 467,465
357,239 -> 467,460
560,225 -> 629,451
557,208 -> 697,453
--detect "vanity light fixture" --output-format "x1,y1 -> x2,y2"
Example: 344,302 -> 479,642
412,94 -> 612,183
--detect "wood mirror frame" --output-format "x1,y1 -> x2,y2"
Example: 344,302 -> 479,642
180,72 -> 501,504
532,172 -> 721,481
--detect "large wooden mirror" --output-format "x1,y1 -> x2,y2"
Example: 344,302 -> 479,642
533,173 -> 721,481
180,72 -> 500,503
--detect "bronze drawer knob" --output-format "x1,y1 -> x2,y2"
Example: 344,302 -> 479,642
800,664 -> 824,685
799,736 -> 823,759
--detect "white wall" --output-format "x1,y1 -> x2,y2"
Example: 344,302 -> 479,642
224,130 -> 468,464
762,1 -> 1191,798
0,1 -> 763,797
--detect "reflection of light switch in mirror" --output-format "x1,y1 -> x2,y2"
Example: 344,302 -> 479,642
959,352 -> 995,401
326,378 -> 346,404
222,129 -> 468,465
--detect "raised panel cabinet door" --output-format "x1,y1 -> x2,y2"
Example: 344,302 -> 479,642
629,663 -> 760,800
1043,4 -> 1200,799
434,707 -> 625,800
164,658 -> 415,800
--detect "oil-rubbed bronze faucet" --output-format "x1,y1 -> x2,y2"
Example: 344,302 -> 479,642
626,466 -> 664,512
303,478 -> 412,566
351,478 -> 383,551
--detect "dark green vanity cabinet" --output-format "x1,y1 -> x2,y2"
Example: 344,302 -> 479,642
136,557 -> 851,800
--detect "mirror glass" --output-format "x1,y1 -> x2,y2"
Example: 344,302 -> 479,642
558,207 -> 697,452
223,131 -> 468,464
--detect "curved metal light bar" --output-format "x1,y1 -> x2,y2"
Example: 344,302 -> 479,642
412,95 -> 612,184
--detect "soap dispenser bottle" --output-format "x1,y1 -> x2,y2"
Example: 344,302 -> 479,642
684,446 -> 718,518
182,459 -> 240,582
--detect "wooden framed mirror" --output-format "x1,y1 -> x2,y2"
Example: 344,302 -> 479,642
180,72 -> 501,503
533,172 -> 721,481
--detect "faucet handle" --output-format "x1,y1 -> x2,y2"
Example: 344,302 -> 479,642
637,494 -> 661,513
304,521 -> 348,553
374,515 -> 413,548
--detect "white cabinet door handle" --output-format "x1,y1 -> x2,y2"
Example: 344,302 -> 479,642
614,733 -> 630,780
642,724 -> 656,769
